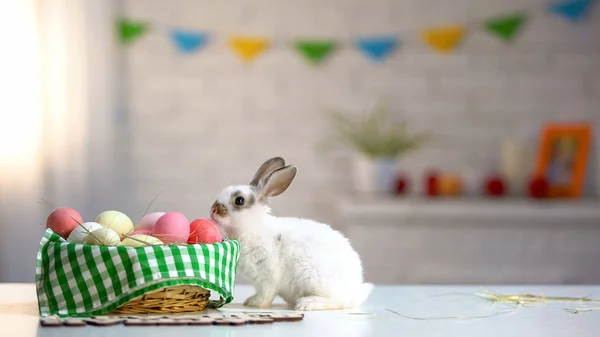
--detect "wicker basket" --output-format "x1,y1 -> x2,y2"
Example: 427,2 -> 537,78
111,285 -> 211,315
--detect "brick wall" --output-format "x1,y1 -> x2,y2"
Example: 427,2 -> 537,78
121,0 -> 600,227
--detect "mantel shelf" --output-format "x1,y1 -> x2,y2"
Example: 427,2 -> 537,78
338,197 -> 600,224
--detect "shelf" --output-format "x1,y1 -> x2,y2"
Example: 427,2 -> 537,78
338,197 -> 600,224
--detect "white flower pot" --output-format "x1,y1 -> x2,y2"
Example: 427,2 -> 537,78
501,140 -> 535,196
352,155 -> 398,195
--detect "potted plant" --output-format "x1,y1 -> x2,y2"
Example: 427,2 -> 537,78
321,100 -> 429,195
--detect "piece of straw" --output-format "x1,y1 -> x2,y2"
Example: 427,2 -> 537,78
565,307 -> 600,314
385,307 -> 518,321
476,289 -> 600,306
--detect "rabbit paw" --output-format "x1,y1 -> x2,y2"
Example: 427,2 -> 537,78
243,294 -> 272,308
295,296 -> 340,311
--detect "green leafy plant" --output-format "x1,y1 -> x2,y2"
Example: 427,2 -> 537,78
320,100 -> 429,159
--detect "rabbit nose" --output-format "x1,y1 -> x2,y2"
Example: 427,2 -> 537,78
211,202 -> 227,217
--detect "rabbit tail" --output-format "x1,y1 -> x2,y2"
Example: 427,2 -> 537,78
353,282 -> 374,307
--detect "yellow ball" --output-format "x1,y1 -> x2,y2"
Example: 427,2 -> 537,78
121,234 -> 164,247
95,210 -> 134,238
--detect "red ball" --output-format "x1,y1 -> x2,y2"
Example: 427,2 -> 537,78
484,174 -> 506,197
528,176 -> 549,199
425,171 -> 439,196
188,218 -> 223,244
395,174 -> 409,195
46,208 -> 83,239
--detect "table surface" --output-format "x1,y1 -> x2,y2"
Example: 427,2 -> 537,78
2,283 -> 600,336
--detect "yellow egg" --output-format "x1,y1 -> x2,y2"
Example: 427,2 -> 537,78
121,234 -> 164,247
83,228 -> 121,246
95,210 -> 134,238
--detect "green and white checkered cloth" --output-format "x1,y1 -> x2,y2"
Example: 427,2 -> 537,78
35,229 -> 240,317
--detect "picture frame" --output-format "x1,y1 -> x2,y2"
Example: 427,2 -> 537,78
533,122 -> 592,198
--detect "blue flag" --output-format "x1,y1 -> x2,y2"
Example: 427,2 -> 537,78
550,0 -> 597,22
356,36 -> 399,62
170,29 -> 208,53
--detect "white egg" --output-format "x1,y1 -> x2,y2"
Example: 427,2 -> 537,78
83,228 -> 121,246
67,222 -> 103,244
121,234 -> 164,247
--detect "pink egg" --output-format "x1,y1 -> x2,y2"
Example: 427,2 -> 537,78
135,212 -> 165,232
130,229 -> 152,236
46,208 -> 83,239
153,212 -> 190,244
188,218 -> 223,244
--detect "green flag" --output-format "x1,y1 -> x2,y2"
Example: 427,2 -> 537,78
484,13 -> 527,42
294,40 -> 336,65
117,19 -> 149,44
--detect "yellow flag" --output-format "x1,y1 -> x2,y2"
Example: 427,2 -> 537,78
229,37 -> 269,62
421,26 -> 465,53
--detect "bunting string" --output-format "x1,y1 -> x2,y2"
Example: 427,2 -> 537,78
117,0 -> 597,64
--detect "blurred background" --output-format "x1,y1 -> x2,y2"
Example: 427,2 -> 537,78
1,0 -> 599,284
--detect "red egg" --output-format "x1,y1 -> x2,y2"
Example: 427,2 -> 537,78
153,212 -> 190,244
46,208 -> 83,239
188,218 -> 223,244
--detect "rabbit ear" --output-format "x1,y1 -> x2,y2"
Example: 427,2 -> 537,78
258,165 -> 297,198
250,157 -> 286,187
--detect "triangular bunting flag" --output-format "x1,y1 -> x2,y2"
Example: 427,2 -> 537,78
117,19 -> 148,44
294,40 -> 336,65
355,36 -> 399,62
229,37 -> 269,62
170,29 -> 208,53
550,0 -> 597,22
421,26 -> 466,53
484,13 -> 528,42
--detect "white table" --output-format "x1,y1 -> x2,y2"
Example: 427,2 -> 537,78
2,283 -> 600,336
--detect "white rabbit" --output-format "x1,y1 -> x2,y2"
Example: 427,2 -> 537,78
210,157 -> 373,311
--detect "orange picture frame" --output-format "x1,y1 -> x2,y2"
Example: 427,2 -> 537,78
533,123 -> 592,198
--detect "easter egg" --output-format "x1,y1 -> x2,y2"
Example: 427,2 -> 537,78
135,212 -> 165,232
188,218 -> 223,244
95,210 -> 134,238
121,234 -> 164,247
46,208 -> 83,239
67,222 -> 103,244
130,229 -> 152,236
153,212 -> 190,244
83,228 -> 121,246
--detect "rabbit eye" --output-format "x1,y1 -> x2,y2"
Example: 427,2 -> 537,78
234,196 -> 245,206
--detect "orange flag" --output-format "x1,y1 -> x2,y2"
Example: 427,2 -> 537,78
229,37 -> 269,62
421,26 -> 466,54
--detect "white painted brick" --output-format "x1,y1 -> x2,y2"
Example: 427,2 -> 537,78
468,51 -> 553,72
402,52 -> 471,72
359,74 -> 431,99
590,78 -> 600,97
395,0 -> 469,28
554,53 -> 600,73
507,72 -> 587,99
469,0 -> 536,18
